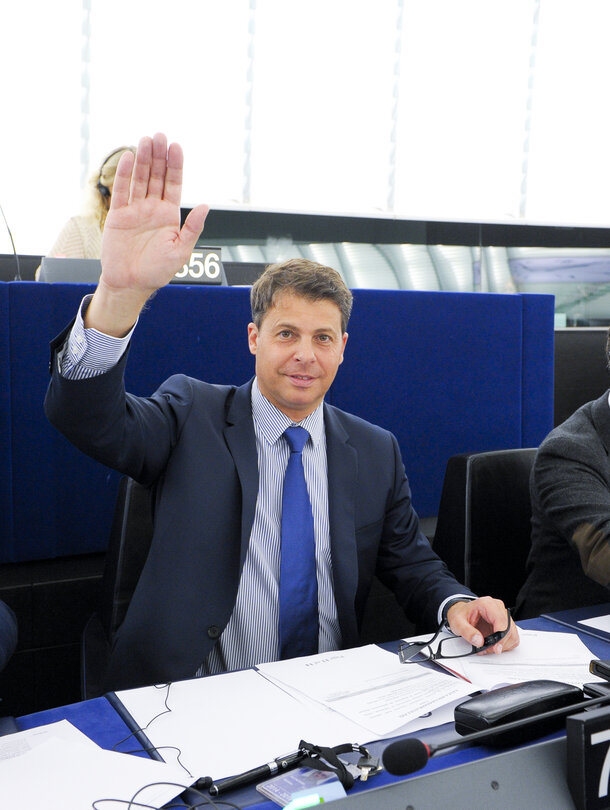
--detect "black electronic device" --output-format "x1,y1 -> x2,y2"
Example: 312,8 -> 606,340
454,679 -> 583,744
585,682 -> 610,699
591,659 -> 610,682
200,751 -> 305,796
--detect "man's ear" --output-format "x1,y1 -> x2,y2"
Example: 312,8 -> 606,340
339,332 -> 348,364
247,322 -> 258,355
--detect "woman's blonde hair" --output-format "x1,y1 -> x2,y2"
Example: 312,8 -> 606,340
83,146 -> 136,229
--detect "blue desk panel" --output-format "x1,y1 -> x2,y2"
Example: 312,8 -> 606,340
1,283 -> 554,563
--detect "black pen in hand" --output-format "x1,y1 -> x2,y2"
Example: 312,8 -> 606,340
198,750 -> 306,795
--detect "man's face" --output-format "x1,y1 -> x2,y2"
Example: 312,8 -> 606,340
248,292 -> 348,421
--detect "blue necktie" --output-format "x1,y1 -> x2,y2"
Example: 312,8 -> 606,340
279,426 -> 319,659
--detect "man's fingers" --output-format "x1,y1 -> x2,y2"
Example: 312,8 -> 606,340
480,624 -> 519,655
109,151 -> 135,210
148,133 -> 171,199
129,135 -> 154,201
447,596 -> 519,655
163,141 -> 185,207
180,204 -> 210,251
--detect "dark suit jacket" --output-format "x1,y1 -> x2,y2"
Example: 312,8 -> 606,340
515,391 -> 610,619
45,334 -> 473,691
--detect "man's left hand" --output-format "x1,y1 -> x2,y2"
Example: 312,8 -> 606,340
446,596 -> 519,654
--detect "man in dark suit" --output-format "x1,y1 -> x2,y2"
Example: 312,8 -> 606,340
45,133 -> 518,691
516,338 -> 610,618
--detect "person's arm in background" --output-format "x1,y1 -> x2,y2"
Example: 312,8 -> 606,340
535,435 -> 610,587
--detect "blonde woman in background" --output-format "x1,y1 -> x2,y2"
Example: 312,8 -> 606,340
36,146 -> 136,278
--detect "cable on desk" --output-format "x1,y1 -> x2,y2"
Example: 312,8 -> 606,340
112,684 -> 173,754
92,780 -> 242,810
109,683 -> 193,780
102,684 -> 246,809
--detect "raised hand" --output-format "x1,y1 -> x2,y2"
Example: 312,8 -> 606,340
86,133 -> 209,336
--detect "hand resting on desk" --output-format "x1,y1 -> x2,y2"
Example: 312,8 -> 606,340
446,596 -> 520,654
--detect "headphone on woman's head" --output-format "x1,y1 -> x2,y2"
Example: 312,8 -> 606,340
96,146 -> 133,199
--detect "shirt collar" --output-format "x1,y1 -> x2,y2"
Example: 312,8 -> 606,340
251,377 -> 325,447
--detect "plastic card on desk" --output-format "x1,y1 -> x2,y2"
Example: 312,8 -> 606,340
542,603 -> 610,643
257,766 -> 343,807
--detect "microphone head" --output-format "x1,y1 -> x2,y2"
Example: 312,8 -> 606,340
382,738 -> 430,776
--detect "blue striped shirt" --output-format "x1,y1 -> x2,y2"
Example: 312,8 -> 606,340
199,379 -> 341,674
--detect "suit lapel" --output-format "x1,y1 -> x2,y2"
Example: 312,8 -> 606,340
224,380 -> 259,568
324,405 -> 360,646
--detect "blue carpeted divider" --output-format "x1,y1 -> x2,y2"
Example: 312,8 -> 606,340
0,281 -> 554,563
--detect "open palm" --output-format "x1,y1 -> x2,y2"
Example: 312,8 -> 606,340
100,133 -> 209,295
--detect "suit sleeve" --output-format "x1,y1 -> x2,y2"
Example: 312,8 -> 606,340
375,433 -> 475,629
534,437 -> 610,587
44,328 -> 196,486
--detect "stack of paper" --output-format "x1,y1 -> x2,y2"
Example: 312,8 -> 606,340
256,644 -> 475,736
0,719 -> 191,808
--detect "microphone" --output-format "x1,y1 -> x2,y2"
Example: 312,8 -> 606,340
382,691 -> 610,777
0,202 -> 22,280
383,738 -> 431,776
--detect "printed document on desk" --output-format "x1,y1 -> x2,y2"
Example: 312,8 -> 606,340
114,648 -> 475,781
256,644 -> 475,736
0,719 -> 189,808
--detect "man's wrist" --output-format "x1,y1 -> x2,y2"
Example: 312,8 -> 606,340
442,596 -> 476,630
59,294 -> 135,380
84,278 -> 149,337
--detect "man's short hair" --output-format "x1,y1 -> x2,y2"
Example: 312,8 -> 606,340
250,258 -> 353,333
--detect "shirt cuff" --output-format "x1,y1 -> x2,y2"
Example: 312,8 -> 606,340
438,595 -> 476,630
58,294 -> 137,380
